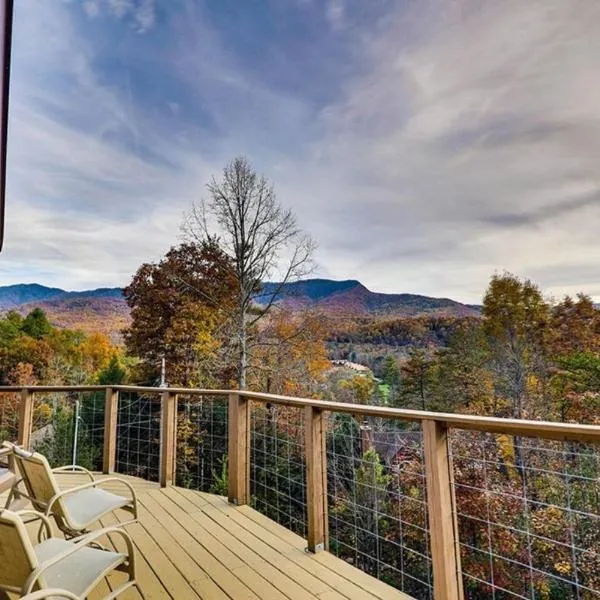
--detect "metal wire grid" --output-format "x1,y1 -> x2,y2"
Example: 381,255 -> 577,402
451,430 -> 600,600
0,391 -> 18,441
175,394 -> 228,493
116,391 -> 161,482
250,403 -> 308,538
30,391 -> 105,469
327,415 -> 433,600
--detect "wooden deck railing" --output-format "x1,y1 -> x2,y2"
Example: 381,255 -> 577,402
2,384 -> 600,600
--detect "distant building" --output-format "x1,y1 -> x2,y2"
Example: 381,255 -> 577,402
331,359 -> 370,372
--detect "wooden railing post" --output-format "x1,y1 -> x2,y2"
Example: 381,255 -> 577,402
103,387 -> 118,474
228,392 -> 250,505
17,388 -> 33,449
305,405 -> 328,553
423,419 -> 463,600
159,391 -> 177,487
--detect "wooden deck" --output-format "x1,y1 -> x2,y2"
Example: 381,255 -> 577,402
3,472 -> 411,600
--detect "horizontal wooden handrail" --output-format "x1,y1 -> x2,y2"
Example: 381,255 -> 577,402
1,384 -> 600,443
0,385 -> 107,393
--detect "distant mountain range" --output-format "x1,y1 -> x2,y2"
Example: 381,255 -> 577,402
257,279 -> 479,317
0,284 -> 128,340
0,280 -> 479,338
0,283 -> 123,309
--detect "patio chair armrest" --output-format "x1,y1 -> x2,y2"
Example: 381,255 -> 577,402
45,477 -> 138,518
52,465 -> 95,482
14,509 -> 54,542
19,589 -> 80,600
71,524 -> 136,550
23,526 -> 136,595
92,477 -> 138,502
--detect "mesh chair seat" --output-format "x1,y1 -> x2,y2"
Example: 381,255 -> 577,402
62,488 -> 131,531
34,538 -> 127,597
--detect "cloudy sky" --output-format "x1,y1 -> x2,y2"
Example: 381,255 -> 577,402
3,0 -> 600,303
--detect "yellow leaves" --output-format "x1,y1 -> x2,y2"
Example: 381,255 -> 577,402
251,308 -> 329,397
536,580 -> 551,600
339,374 -> 377,405
80,332 -> 113,374
33,401 -> 53,430
554,561 -> 572,575
527,373 -> 541,394
495,433 -> 519,480
408,486 -> 420,500
531,505 -> 565,538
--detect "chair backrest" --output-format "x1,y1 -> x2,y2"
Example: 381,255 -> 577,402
10,446 -> 64,518
0,509 -> 39,591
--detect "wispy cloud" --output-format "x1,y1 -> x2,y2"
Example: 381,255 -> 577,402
81,0 -> 156,32
325,0 -> 346,31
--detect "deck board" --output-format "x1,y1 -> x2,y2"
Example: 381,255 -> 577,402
1,472 -> 412,600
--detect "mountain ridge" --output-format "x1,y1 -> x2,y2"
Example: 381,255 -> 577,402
0,283 -> 123,309
257,278 -> 478,317
0,280 -> 479,339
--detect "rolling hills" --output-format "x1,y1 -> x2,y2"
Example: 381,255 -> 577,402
0,280 -> 479,340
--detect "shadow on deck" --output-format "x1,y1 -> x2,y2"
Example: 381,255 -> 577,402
4,473 -> 411,600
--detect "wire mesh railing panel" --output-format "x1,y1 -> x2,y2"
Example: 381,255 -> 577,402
31,391 -> 105,470
175,394 -> 228,493
0,391 -> 19,442
451,430 -> 600,600
250,403 -> 308,538
327,415 -> 433,600
116,391 -> 161,482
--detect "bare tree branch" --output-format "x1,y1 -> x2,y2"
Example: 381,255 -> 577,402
182,156 -> 315,389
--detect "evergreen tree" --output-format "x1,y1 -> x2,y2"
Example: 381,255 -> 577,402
98,354 -> 127,385
21,308 -> 52,339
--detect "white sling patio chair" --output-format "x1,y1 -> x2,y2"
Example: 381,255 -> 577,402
4,442 -> 138,538
0,509 -> 144,599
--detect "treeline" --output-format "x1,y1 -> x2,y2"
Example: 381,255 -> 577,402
0,307 -> 125,386
386,274 -> 600,423
0,308 -> 127,466
329,314 -> 478,348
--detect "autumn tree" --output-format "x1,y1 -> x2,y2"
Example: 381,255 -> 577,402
399,348 -> 434,410
338,373 -> 378,405
548,294 -> 600,356
431,321 -> 494,413
482,273 -> 549,419
183,156 -> 314,389
251,309 -> 329,396
123,240 -> 238,387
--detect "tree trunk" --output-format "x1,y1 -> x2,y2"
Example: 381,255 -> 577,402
238,308 -> 247,390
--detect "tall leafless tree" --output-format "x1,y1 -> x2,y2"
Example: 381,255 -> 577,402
183,156 -> 315,389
